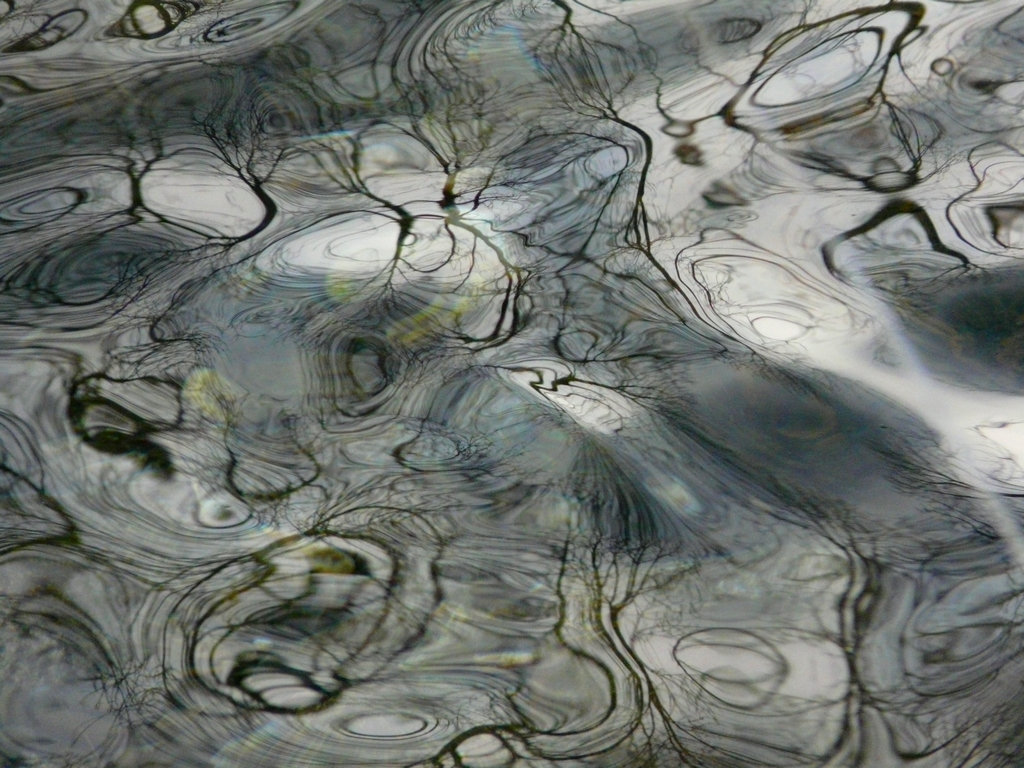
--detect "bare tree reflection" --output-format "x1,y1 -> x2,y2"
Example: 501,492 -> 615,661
1,0 -> 1024,766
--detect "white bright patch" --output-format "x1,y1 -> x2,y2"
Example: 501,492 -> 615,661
141,150 -> 266,238
751,315 -> 807,342
255,213 -> 402,277
512,368 -> 634,434
757,30 -> 880,107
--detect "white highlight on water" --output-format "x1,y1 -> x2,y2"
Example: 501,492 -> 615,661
823,268 -> 1024,572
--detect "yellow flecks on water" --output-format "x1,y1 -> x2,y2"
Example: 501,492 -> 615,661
386,271 -> 500,347
304,543 -> 361,576
224,264 -> 269,300
325,273 -> 357,304
183,367 -> 242,423
385,296 -> 465,347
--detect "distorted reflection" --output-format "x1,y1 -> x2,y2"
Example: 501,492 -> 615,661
2,1 -> 1024,766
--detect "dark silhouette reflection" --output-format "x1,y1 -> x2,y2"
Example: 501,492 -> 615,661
2,0 -> 1024,766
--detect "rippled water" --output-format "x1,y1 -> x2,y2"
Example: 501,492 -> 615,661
5,0 -> 1024,765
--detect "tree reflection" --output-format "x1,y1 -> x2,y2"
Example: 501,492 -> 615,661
1,0 -> 1024,766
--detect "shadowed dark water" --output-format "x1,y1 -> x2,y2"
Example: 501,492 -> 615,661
3,1 -> 1024,766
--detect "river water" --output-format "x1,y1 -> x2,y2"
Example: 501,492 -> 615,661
2,1 -> 1024,766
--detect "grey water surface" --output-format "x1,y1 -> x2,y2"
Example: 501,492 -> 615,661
3,0 -> 1024,766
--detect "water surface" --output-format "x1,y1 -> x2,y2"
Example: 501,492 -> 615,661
3,1 -> 1024,766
